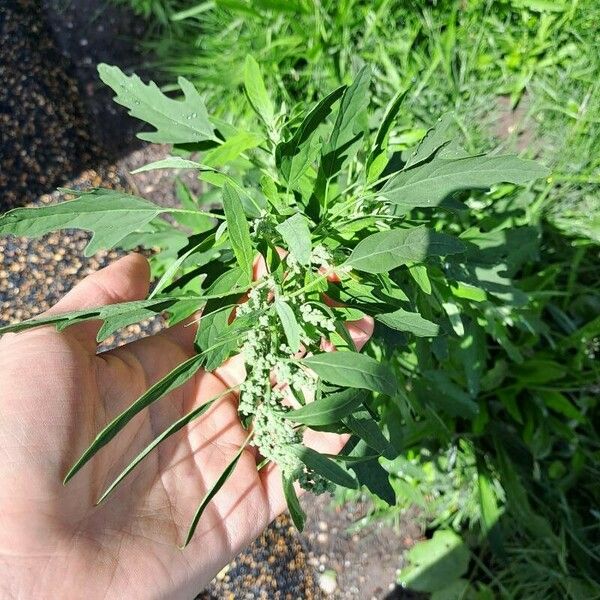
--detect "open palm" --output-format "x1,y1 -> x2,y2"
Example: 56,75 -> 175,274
0,254 -> 372,599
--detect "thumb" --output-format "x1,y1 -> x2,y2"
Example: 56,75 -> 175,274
44,253 -> 150,352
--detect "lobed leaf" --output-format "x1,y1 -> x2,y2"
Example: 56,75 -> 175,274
0,297 -> 177,340
99,64 -> 217,144
404,112 -> 455,169
0,189 -> 163,257
276,86 -> 345,187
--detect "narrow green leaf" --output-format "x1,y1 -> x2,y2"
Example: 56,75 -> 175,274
222,183 -> 254,283
276,86 -> 345,187
282,475 -> 306,531
275,213 -> 312,265
424,370 -> 479,418
343,412 -> 394,458
346,226 -> 464,273
375,309 -> 439,337
97,391 -> 231,504
64,354 -> 205,483
367,88 -> 408,181
317,68 -> 370,186
291,445 -> 358,489
274,299 -> 301,353
203,131 -> 264,168
283,388 -> 367,426
404,112 -> 455,169
0,297 -> 177,338
98,64 -> 217,144
131,157 -> 213,174
0,189 -> 163,257
408,264 -> 431,294
183,436 -> 250,546
382,155 -> 549,213
344,438 -> 396,505
301,352 -> 396,396
244,55 -> 275,128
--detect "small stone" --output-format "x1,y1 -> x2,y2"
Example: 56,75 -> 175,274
318,570 -> 337,595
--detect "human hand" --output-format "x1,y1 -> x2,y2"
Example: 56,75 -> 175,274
0,254 -> 373,599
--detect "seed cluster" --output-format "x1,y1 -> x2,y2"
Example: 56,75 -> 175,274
237,246 -> 337,492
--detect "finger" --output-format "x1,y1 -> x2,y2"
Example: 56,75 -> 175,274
347,316 -> 374,351
44,253 -> 150,353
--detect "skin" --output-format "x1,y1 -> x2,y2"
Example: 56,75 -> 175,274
0,254 -> 373,599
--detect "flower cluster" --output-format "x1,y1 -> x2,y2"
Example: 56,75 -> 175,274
235,248 -> 338,490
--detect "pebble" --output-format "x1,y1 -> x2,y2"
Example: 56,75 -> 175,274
318,570 -> 337,595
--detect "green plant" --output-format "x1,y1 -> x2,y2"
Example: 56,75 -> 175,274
0,60 -> 548,546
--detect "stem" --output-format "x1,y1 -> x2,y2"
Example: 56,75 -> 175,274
165,208 -> 225,220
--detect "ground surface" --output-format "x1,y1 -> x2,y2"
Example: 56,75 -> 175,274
0,1 -> 417,597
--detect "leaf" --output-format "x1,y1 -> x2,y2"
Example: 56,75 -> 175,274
442,301 -> 464,336
183,439 -> 249,547
64,354 -> 205,483
97,391 -> 228,504
196,308 -> 235,371
276,86 -> 345,187
0,189 -> 163,257
203,131 -> 265,167
424,371 -> 479,418
275,213 -> 312,265
375,309 -> 439,337
283,475 -> 306,531
301,352 -> 396,396
244,55 -> 275,129
366,88 -> 408,182
381,154 -> 549,213
274,299 -> 301,354
283,388 -> 367,426
477,469 -> 503,546
398,530 -> 470,593
131,157 -> 212,174
291,445 -> 358,489
222,183 -> 254,283
408,264 -> 431,294
404,112 -> 455,169
0,297 -> 176,339
173,180 -> 215,232
346,226 -> 464,273
98,64 -> 216,144
343,412 -> 394,458
343,437 -> 396,505
316,67 -> 371,197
